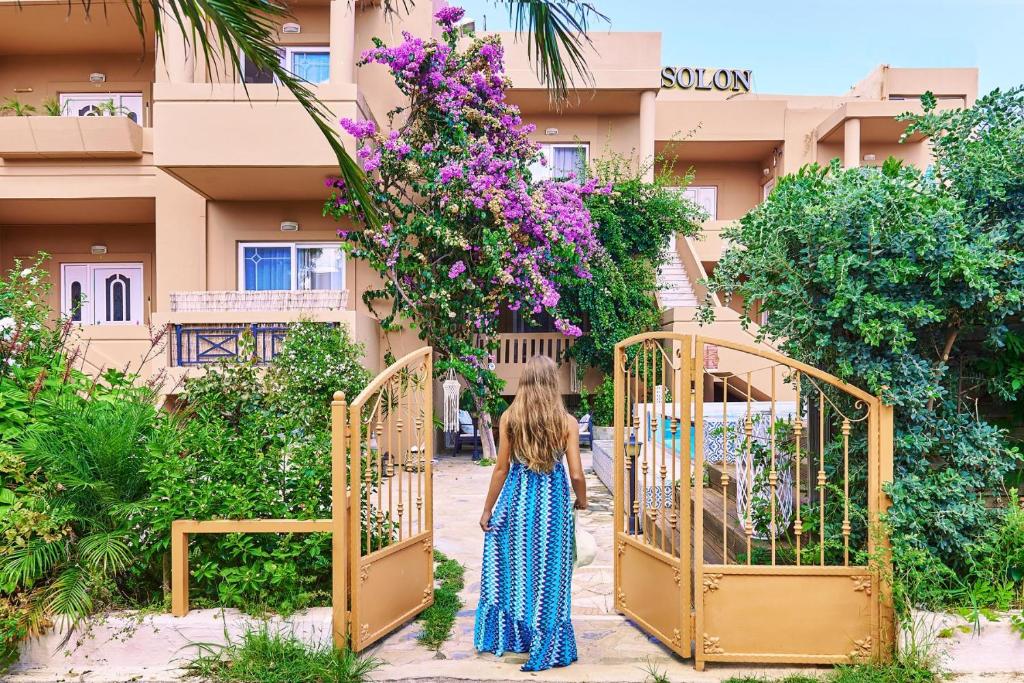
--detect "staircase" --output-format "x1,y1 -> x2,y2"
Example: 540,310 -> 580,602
657,248 -> 698,309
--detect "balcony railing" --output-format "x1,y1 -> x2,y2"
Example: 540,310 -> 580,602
490,332 -> 575,366
165,290 -> 350,367
172,323 -> 293,367
169,289 -> 348,312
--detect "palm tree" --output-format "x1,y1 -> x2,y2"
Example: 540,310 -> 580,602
43,0 -> 606,229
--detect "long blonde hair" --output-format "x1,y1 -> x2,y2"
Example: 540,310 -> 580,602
504,355 -> 570,472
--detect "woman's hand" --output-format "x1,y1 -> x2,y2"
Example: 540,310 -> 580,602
574,498 -> 588,511
479,509 -> 492,532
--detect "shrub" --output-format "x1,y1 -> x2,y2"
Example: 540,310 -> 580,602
0,256 -> 163,665
136,322 -> 372,613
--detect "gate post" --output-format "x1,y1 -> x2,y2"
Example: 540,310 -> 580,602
331,391 -> 349,649
877,402 -> 895,659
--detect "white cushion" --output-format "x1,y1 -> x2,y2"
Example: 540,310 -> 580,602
578,414 -> 591,433
459,424 -> 476,436
458,409 -> 473,426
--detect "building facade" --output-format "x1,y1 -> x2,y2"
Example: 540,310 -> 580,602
0,0 -> 978,397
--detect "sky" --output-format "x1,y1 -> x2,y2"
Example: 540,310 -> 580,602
455,0 -> 1024,96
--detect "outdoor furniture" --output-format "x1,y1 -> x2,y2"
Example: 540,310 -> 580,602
579,413 -> 593,448
454,409 -> 481,453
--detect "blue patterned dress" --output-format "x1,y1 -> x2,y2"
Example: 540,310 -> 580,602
474,458 -> 577,671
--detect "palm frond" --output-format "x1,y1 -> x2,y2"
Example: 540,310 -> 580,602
506,0 -> 606,101
117,0 -> 380,228
77,531 -> 134,576
0,538 -> 70,589
44,566 -> 94,638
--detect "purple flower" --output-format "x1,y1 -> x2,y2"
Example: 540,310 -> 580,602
434,6 -> 466,28
448,261 -> 467,278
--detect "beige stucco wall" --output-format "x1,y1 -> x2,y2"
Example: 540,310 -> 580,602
0,54 -> 155,124
0,223 -> 155,321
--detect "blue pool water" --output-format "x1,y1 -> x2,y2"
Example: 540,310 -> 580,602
655,418 -> 696,457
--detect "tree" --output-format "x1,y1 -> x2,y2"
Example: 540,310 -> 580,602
323,7 -> 603,457
558,156 -> 705,375
698,87 -> 1024,578
45,0 -> 606,228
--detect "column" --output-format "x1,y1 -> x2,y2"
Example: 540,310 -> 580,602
154,171 -> 206,312
843,117 -> 861,169
330,0 -> 357,84
640,89 -> 657,182
155,2 -> 194,84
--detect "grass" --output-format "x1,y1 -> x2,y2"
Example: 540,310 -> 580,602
721,662 -> 937,683
184,627 -> 380,682
417,549 -> 466,650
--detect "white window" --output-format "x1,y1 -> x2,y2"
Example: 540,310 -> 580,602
60,263 -> 143,325
530,143 -> 589,181
680,186 -> 718,220
59,93 -> 144,124
238,242 -> 345,291
242,47 -> 330,85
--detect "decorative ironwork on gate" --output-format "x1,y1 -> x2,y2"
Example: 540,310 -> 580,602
347,347 -> 434,650
613,333 -> 893,670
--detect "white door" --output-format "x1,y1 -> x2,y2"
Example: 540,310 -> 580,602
93,266 -> 143,325
61,263 -> 143,325
60,93 -> 144,124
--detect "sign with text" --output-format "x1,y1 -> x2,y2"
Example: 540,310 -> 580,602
661,67 -> 753,92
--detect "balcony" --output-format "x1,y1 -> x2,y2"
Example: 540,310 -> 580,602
0,116 -> 144,160
152,82 -> 362,200
488,332 -> 577,394
152,289 -> 381,373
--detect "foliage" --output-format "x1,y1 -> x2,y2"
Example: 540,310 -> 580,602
136,323 -> 371,613
40,97 -> 63,117
699,130 -> 1023,586
416,549 -> 465,649
579,374 -> 615,426
184,626 -> 380,683
558,155 -> 705,374
0,256 -> 163,666
323,9 -> 603,426
0,97 -> 35,116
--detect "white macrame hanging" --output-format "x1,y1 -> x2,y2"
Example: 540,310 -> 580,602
569,357 -> 582,393
441,368 -> 461,434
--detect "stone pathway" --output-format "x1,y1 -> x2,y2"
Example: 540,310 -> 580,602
368,450 -> 823,682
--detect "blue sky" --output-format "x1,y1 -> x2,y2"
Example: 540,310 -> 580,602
455,0 -> 1023,95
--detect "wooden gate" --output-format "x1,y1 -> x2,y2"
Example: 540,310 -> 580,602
347,347 -> 435,650
613,333 -> 893,669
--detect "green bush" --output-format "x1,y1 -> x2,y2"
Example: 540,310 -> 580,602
0,256 -> 163,665
136,322 -> 372,613
185,626 -> 380,683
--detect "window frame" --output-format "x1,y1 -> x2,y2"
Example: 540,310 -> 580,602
237,241 -> 346,292
240,46 -> 331,85
531,142 -> 590,181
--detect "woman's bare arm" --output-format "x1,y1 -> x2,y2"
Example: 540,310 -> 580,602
479,413 -> 512,531
564,415 -> 587,510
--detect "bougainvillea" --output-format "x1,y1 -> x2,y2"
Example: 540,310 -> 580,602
324,6 -> 604,452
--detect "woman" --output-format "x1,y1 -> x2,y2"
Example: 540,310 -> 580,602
473,355 -> 588,672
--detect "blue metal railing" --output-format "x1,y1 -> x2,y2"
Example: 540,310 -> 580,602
172,323 -> 289,367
